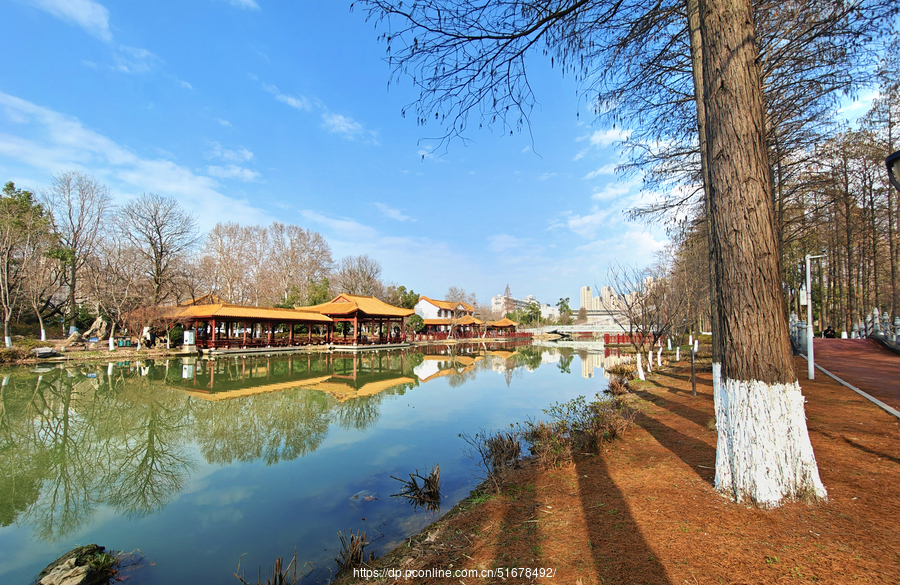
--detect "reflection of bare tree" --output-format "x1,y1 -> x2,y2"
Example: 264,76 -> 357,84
106,402 -> 195,519
334,393 -> 384,431
23,373 -> 101,541
0,374 -> 52,527
191,389 -> 334,465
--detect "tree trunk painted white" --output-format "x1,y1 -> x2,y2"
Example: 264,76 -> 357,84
636,352 -> 645,380
657,347 -> 663,367
40,328 -> 46,342
676,347 -> 681,362
713,363 -> 827,506
646,351 -> 653,372
109,322 -> 117,351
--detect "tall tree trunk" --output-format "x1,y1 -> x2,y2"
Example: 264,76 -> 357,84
67,263 -> 77,333
686,0 -> 720,370
698,0 -> 825,506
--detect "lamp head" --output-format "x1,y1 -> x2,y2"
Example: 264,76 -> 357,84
888,150 -> 900,194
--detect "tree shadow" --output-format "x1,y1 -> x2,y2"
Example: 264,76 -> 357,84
632,389 -> 714,430
573,455 -> 673,584
632,411 -> 716,487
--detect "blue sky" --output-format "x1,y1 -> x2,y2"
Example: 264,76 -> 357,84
4,0 -> 859,308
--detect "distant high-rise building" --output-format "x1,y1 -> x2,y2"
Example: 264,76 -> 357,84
580,286 -> 592,310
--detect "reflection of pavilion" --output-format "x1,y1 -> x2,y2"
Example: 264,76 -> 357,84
414,353 -> 485,382
169,350 -> 416,402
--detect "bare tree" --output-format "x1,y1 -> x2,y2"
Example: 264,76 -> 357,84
117,193 -> 199,305
445,286 -> 478,335
360,0 -> 836,506
84,237 -> 148,350
604,261 -> 687,378
334,254 -> 382,296
23,237 -> 64,342
0,183 -> 53,346
42,171 -> 111,332
200,222 -> 249,304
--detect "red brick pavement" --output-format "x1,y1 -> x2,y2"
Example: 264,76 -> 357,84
811,338 -> 900,411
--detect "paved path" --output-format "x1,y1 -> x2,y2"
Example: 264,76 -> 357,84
812,338 -> 900,411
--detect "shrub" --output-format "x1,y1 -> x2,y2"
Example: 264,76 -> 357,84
607,376 -> 629,396
520,394 -> 637,466
460,428 -> 522,494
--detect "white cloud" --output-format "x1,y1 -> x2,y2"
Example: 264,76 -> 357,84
591,182 -> 633,202
177,79 -> 193,90
300,210 -> 380,241
538,172 -> 556,181
28,1 -> 159,75
261,82 -> 376,144
207,164 -> 259,181
207,142 -> 254,162
550,207 -> 613,239
0,90 -> 271,230
28,0 -> 112,41
214,0 -> 260,9
838,90 -> 880,116
373,202 -> 415,222
574,128 -> 631,161
110,45 -> 160,74
587,128 -> 630,147
582,164 -> 617,180
488,234 -> 529,252
215,118 -> 232,127
262,83 -> 312,111
322,113 -> 361,135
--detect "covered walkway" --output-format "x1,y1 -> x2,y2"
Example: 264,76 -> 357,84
812,338 -> 900,412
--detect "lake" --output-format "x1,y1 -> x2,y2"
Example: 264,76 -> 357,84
0,341 -> 629,584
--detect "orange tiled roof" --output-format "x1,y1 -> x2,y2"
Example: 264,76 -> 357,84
298,294 -> 414,318
456,315 -> 483,326
419,296 -> 475,313
488,317 -> 518,328
423,318 -> 451,326
167,303 -> 333,323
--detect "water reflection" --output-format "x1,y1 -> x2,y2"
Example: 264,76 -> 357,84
0,345 -> 547,541
0,341 -> 626,584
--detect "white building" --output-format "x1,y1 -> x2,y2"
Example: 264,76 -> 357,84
414,296 -> 475,331
491,293 -> 558,320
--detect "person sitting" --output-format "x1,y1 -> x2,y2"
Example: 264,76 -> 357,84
823,325 -> 836,338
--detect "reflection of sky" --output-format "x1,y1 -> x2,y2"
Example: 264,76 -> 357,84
0,348 -> 604,585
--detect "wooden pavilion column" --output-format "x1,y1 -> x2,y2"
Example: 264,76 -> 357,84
307,324 -> 312,343
354,314 -> 359,343
289,323 -> 294,346
211,319 -> 217,347
243,321 -> 248,347
267,321 -> 274,345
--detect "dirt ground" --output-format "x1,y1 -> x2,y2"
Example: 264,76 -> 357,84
339,357 -> 900,584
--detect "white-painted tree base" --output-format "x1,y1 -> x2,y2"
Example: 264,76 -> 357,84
713,363 -> 827,507
636,353 -> 645,380
676,347 -> 681,362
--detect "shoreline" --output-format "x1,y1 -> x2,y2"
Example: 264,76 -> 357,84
331,358 -> 900,584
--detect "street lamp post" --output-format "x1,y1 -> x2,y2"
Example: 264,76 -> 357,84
805,252 -> 826,380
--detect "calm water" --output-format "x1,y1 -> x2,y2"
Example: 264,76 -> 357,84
0,342 -> 627,584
